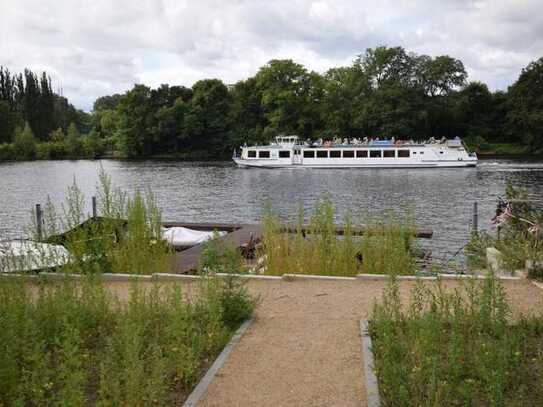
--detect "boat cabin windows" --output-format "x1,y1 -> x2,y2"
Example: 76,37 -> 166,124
279,150 -> 291,158
258,150 -> 270,158
317,150 -> 328,158
383,150 -> 395,158
397,150 -> 410,158
342,150 -> 355,158
330,150 -> 341,158
356,150 -> 368,158
304,150 -> 315,158
370,150 -> 382,158
247,150 -> 257,158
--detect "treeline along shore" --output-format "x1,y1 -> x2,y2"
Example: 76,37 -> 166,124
1,45 -> 543,161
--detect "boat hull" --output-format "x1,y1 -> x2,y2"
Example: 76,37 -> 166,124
233,158 -> 477,168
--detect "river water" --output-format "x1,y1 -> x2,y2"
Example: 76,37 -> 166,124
1,159 -> 542,267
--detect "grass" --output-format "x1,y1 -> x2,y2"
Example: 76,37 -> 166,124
0,242 -> 255,405
370,275 -> 543,406
261,198 -> 418,276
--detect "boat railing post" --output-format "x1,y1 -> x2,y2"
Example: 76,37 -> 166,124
35,203 -> 43,241
472,201 -> 478,236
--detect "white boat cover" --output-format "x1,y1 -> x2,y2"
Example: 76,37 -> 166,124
0,240 -> 71,273
162,227 -> 227,247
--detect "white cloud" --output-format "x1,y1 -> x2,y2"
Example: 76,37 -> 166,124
1,0 -> 541,111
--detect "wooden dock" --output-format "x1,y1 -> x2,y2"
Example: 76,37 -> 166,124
164,221 -> 433,274
164,222 -> 263,274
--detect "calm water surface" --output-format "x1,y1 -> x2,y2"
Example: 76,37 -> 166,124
1,158 -> 543,265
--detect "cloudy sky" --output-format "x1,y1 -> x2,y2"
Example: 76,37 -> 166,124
1,0 -> 541,111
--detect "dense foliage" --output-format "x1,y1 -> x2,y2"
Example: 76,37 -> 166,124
261,198 -> 418,276
2,46 -> 543,160
371,276 -> 543,406
0,275 -> 253,406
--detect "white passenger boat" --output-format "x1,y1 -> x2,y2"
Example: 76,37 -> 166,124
233,136 -> 477,168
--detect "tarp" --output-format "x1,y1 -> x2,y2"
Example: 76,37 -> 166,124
162,227 -> 227,247
0,240 -> 71,273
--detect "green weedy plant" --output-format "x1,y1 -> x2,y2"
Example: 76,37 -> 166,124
0,268 -> 255,405
199,235 -> 256,330
262,199 -> 417,277
361,212 -> 417,276
110,188 -> 170,275
370,274 -> 543,406
262,197 -> 360,276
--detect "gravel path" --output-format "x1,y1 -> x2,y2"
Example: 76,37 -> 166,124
197,278 -> 543,407
103,278 -> 543,407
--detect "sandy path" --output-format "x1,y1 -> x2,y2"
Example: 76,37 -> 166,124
196,278 -> 543,407
101,278 -> 543,407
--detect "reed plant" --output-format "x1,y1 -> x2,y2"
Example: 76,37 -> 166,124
370,275 -> 543,406
261,198 -> 417,276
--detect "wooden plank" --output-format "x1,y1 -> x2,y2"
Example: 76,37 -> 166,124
280,225 -> 433,238
171,224 -> 263,274
162,221 -> 433,239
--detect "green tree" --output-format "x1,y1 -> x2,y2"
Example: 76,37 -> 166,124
13,122 -> 36,159
255,59 -> 321,138
66,122 -> 83,156
116,85 -> 154,157
508,57 -> 543,149
49,127 -> 65,142
184,79 -> 231,155
0,100 -> 16,143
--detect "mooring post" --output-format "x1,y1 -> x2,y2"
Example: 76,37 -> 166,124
472,201 -> 478,235
35,203 -> 43,241
92,196 -> 97,218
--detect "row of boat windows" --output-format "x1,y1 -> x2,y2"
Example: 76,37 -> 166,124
247,149 -> 419,159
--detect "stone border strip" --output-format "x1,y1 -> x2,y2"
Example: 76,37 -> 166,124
183,318 -> 253,407
282,273 -> 356,281
357,273 -> 522,281
360,320 -> 381,407
0,271 -> 523,283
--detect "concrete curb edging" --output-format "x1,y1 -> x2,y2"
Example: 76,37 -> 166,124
152,273 -> 202,282
357,273 -> 522,281
182,318 -> 253,407
1,271 -> 524,283
282,273 -> 356,281
360,320 -> 381,407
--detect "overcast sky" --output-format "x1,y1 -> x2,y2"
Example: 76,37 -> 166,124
1,0 -> 541,111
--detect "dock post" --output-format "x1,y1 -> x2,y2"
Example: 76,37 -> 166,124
472,202 -> 478,235
35,203 -> 43,241
92,196 -> 97,218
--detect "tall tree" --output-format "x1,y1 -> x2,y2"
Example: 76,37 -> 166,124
508,57 -> 543,148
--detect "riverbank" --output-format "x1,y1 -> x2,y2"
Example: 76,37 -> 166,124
475,142 -> 543,158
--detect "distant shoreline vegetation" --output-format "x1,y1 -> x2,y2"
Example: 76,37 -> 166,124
1,45 -> 543,162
